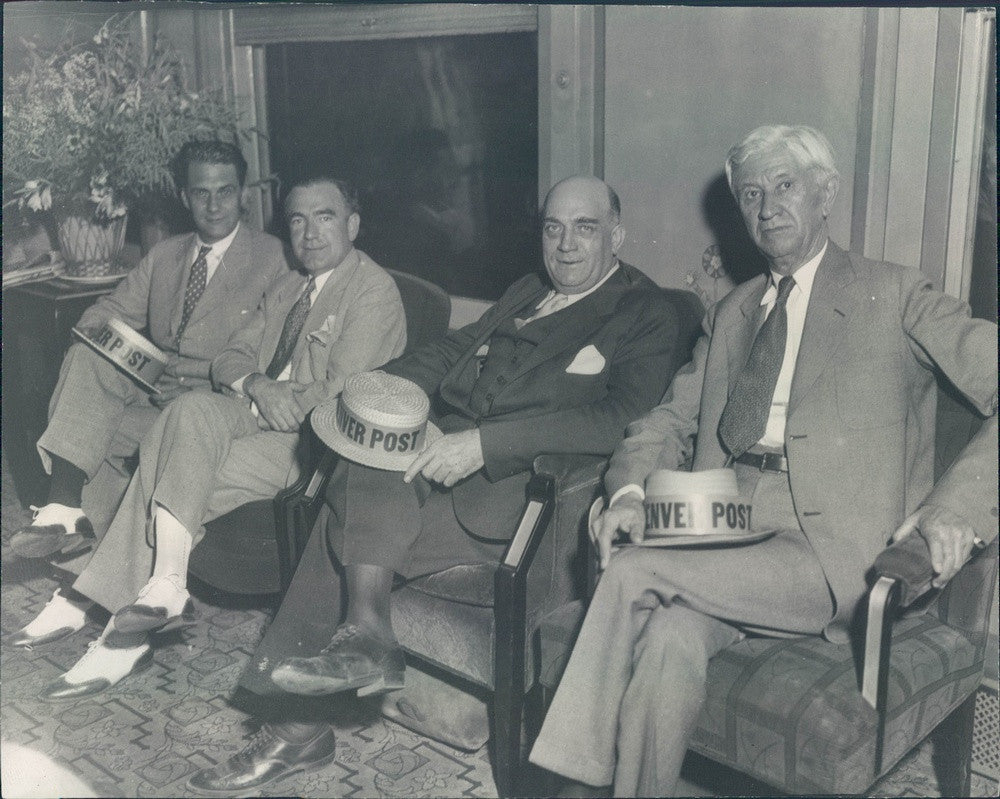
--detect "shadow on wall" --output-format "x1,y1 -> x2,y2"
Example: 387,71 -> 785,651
701,173 -> 769,287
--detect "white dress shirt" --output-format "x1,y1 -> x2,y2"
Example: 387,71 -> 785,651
191,222 -> 240,285
609,244 -> 826,507
522,263 -> 621,323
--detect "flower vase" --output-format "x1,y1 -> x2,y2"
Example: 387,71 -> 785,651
56,213 -> 129,278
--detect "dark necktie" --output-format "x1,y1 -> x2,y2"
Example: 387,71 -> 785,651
265,276 -> 316,379
176,245 -> 212,342
717,275 -> 796,457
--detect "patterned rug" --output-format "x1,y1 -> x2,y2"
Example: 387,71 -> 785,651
1,460 -> 997,798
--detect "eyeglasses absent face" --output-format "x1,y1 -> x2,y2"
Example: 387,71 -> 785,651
181,162 -> 244,244
285,181 -> 360,275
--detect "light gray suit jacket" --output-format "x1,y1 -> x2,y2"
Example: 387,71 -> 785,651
78,224 -> 289,392
606,243 -> 998,638
211,248 -> 407,413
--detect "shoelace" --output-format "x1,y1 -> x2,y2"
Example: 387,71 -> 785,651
319,625 -> 359,654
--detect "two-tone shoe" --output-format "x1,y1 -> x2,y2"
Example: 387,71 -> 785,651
113,574 -> 195,634
38,630 -> 152,702
8,588 -> 89,649
186,724 -> 338,795
270,623 -> 405,697
10,504 -> 95,558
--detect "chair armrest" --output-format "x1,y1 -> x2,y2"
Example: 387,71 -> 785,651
871,533 -> 935,608
532,453 -> 607,491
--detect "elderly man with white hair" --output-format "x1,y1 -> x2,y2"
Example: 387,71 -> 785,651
528,124 -> 998,797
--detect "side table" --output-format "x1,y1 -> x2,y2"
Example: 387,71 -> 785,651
2,279 -> 117,505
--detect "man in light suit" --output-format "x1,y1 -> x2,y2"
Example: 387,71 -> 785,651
10,140 -> 288,647
529,125 -> 998,797
34,175 -> 407,702
185,175 -> 696,795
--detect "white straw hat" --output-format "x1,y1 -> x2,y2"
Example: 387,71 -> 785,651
641,468 -> 760,544
72,318 -> 168,393
311,371 -> 442,471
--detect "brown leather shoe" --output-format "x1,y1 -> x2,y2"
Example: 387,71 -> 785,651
270,623 -> 405,697
186,724 -> 337,795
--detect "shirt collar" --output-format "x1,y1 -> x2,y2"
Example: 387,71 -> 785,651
760,242 -> 826,306
542,261 -> 621,308
195,222 -> 240,258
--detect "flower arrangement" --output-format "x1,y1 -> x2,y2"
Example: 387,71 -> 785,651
3,13 -> 240,224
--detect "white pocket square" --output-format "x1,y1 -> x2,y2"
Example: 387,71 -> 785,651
306,314 -> 337,343
566,345 -> 606,375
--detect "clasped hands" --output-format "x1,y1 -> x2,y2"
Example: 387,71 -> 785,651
245,373 -> 309,432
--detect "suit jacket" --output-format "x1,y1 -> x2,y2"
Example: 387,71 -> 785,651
78,224 -> 289,392
211,248 -> 406,412
605,243 -> 998,638
386,262 -> 692,536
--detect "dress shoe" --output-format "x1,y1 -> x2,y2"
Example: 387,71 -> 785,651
113,574 -> 195,634
10,504 -> 94,558
38,629 -> 152,702
186,723 -> 338,795
271,623 -> 405,697
8,588 -> 89,648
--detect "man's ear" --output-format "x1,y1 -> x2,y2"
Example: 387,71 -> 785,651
348,212 -> 361,242
820,174 -> 840,218
180,189 -> 191,212
239,185 -> 252,215
611,223 -> 626,255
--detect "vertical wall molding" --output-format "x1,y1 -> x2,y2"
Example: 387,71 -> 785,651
853,7 -> 993,297
538,5 -> 603,204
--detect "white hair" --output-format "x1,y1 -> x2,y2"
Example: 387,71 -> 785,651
725,125 -> 838,192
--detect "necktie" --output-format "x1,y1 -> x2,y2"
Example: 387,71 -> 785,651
717,275 -> 796,457
265,276 -> 316,379
515,291 -> 570,329
176,245 -> 212,342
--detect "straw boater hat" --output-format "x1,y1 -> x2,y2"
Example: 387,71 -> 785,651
311,371 -> 442,471
589,468 -> 774,548
72,318 -> 168,393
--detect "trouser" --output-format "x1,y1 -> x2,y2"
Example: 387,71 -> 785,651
36,343 -> 163,554
238,461 -> 509,696
73,391 -> 302,613
528,465 -> 835,797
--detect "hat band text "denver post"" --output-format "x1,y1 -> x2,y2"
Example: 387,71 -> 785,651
336,401 -> 424,454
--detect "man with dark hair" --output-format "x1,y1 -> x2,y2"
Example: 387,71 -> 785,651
529,125 -> 997,797
9,139 -> 289,647
185,174 -> 696,794
34,174 -> 407,701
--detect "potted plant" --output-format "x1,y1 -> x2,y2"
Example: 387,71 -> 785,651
3,13 -> 242,277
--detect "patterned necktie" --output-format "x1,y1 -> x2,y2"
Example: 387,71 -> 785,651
717,275 -> 796,457
176,245 -> 212,342
515,291 -> 570,329
265,276 -> 316,379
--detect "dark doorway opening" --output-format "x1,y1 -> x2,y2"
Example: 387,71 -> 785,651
265,33 -> 538,300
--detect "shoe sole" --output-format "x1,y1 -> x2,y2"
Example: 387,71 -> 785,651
186,746 -> 340,796
272,667 -> 405,697
10,531 -> 91,559
113,600 -> 196,634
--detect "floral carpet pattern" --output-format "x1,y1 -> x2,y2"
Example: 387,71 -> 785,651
1,459 -> 996,797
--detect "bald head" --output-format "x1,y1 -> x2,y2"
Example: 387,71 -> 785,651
541,176 -> 625,294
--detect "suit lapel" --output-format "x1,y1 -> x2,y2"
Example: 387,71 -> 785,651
506,268 -> 628,382
787,243 -> 858,414
724,276 -> 769,390
187,226 -> 251,328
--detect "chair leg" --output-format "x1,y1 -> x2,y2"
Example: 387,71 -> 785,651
492,689 -> 524,797
931,690 -> 978,797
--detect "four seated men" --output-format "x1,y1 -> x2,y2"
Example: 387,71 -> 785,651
7,128 -> 996,797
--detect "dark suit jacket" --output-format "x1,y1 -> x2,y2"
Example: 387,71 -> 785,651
606,243 -> 998,639
78,224 -> 289,393
386,262 -> 693,536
